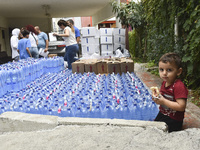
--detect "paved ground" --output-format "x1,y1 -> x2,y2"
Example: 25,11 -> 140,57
0,125 -> 199,150
0,63 -> 200,150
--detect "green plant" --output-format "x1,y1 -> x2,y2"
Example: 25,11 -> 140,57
128,30 -> 136,58
110,0 -> 147,61
111,0 -> 200,90
142,0 -> 200,89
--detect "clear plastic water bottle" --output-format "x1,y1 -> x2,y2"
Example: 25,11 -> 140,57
150,101 -> 159,120
91,104 -> 101,118
75,105 -> 82,118
102,104 -> 115,119
141,101 -> 150,121
115,104 -> 123,119
66,106 -> 75,117
5,69 -> 12,93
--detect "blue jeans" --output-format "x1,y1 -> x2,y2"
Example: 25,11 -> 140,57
64,44 -> 79,69
29,47 -> 39,58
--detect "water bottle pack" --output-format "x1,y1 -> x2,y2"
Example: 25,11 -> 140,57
0,57 -> 159,121
0,57 -> 64,97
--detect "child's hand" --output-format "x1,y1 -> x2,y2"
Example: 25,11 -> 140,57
152,95 -> 165,105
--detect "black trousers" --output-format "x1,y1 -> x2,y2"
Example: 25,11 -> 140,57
155,111 -> 183,133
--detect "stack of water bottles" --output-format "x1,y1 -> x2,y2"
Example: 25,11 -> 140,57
0,57 -> 64,97
0,62 -> 159,120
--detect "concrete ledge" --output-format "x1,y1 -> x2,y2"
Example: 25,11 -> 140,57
110,119 -> 168,131
0,112 -> 58,132
0,112 -> 168,132
58,117 -> 112,126
58,117 -> 168,132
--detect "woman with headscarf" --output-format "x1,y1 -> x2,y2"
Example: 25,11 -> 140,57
26,25 -> 39,58
10,28 -> 20,61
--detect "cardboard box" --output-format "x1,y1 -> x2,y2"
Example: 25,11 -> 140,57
107,61 -> 121,74
114,35 -> 125,44
72,60 -> 85,74
100,36 -> 113,44
85,62 -> 98,74
101,44 -> 113,52
120,59 -> 134,73
48,54 -> 57,58
81,37 -> 99,45
81,27 -> 98,37
101,51 -> 113,57
97,60 -> 108,74
113,43 -> 125,51
113,28 -> 126,36
83,59 -> 98,63
81,45 -> 100,54
100,28 -> 113,36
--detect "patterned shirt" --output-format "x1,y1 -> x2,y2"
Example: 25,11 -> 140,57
159,79 -> 188,121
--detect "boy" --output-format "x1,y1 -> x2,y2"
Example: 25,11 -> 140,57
152,53 -> 188,132
17,30 -> 32,59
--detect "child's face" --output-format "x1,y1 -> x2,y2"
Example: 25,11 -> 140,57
159,61 -> 182,85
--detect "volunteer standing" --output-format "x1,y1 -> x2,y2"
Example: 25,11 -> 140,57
35,26 -> 49,53
53,19 -> 79,69
10,28 -> 20,61
26,25 -> 39,58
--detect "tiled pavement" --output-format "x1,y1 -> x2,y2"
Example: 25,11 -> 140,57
134,63 -> 200,130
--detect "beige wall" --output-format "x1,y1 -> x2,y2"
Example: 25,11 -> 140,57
92,4 -> 114,26
7,17 -> 52,33
0,16 -> 10,56
0,16 -> 8,28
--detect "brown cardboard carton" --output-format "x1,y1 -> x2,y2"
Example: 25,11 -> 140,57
72,60 -> 85,74
120,59 -> 134,73
48,54 -> 57,58
85,62 -> 98,74
97,60 -> 108,74
84,59 -> 97,63
107,61 -> 121,74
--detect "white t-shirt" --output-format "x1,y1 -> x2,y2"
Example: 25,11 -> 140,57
63,26 -> 77,46
29,32 -> 38,47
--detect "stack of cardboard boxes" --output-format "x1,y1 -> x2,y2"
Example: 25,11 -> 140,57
72,58 -> 134,74
80,27 -> 126,57
113,28 -> 126,51
80,27 -> 100,56
100,28 -> 114,57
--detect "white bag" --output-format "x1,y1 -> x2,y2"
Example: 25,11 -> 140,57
39,48 -> 49,58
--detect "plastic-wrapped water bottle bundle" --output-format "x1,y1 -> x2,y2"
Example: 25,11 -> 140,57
0,68 -> 159,120
0,57 -> 64,97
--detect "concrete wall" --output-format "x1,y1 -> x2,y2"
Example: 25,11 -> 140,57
0,16 -> 8,28
0,16 -> 10,56
92,4 -> 115,26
